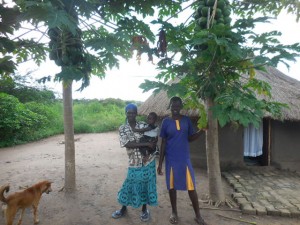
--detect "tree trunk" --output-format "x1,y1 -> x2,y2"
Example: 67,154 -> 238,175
63,80 -> 76,192
205,97 -> 225,203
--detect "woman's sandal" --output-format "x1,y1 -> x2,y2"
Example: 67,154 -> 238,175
194,216 -> 207,225
112,209 -> 126,219
140,209 -> 150,222
169,213 -> 178,224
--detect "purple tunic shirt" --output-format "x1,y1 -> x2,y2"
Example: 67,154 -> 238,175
160,116 -> 196,190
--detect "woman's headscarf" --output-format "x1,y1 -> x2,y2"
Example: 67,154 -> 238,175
125,103 -> 137,113
125,103 -> 137,124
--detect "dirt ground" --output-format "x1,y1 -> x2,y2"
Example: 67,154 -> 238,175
0,131 -> 299,225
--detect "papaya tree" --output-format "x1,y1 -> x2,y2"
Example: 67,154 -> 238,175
3,0 -> 185,192
140,0 -> 300,205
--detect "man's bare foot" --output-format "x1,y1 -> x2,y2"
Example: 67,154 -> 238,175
195,216 -> 207,225
169,213 -> 178,224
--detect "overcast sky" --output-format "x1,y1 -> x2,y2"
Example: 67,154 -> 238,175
17,10 -> 300,102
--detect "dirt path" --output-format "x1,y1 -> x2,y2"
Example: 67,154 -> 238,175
0,132 -> 299,225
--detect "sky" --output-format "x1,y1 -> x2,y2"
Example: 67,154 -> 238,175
16,10 -> 300,102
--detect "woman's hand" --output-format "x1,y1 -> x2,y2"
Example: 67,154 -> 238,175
147,142 -> 156,150
189,127 -> 208,142
157,165 -> 163,175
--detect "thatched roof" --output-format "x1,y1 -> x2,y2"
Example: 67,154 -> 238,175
138,67 -> 300,121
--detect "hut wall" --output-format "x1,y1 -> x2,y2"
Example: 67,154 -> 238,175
189,123 -> 244,170
219,124 -> 244,169
189,126 -> 206,168
270,120 -> 300,171
156,117 -> 300,172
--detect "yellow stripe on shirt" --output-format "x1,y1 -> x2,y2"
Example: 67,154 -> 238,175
175,120 -> 180,130
170,167 -> 174,189
186,166 -> 195,190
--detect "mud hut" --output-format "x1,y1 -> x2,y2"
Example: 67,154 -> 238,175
139,67 -> 300,171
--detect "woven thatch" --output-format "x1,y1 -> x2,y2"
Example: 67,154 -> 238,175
139,67 -> 300,121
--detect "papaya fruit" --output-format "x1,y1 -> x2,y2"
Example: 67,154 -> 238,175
49,51 -> 57,60
215,8 -> 223,19
198,0 -> 205,5
217,0 -> 225,10
217,17 -> 225,24
223,6 -> 231,17
206,0 -> 215,7
194,10 -> 201,19
198,17 -> 208,28
197,5 -> 204,15
215,23 -> 225,30
55,58 -> 63,66
224,17 -> 232,25
62,55 -> 70,65
201,7 -> 210,16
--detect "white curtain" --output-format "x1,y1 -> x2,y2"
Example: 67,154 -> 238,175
244,123 -> 263,157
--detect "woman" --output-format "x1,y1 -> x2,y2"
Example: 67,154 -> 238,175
112,103 -> 158,222
157,96 -> 207,225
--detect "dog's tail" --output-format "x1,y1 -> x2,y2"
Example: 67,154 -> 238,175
0,184 -> 10,204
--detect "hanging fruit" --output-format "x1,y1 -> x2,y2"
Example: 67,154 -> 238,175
131,35 -> 153,64
194,0 -> 232,30
193,0 -> 232,50
157,29 -> 167,58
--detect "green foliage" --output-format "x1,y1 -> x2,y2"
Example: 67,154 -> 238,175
0,56 -> 16,76
0,4 -> 21,34
184,95 -> 208,129
0,96 -> 133,147
0,3 -> 47,77
0,74 -> 56,103
140,0 -> 300,128
197,104 -> 208,128
0,93 -> 49,146
73,99 -> 126,133
212,86 -> 288,128
15,40 -> 47,65
0,73 -> 64,146
232,0 -> 300,22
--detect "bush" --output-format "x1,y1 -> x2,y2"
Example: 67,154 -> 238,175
73,99 -> 125,133
0,74 -> 56,103
25,101 -> 64,138
0,93 -> 48,146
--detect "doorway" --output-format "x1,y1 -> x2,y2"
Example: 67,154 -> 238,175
243,119 -> 270,166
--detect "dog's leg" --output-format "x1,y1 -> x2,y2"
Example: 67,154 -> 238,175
5,206 -> 17,225
17,208 -> 25,225
33,205 -> 40,224
1,204 -> 6,218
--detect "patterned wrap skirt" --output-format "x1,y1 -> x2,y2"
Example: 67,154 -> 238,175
117,160 -> 158,208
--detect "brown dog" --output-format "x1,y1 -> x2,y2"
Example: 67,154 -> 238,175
0,180 -> 52,225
